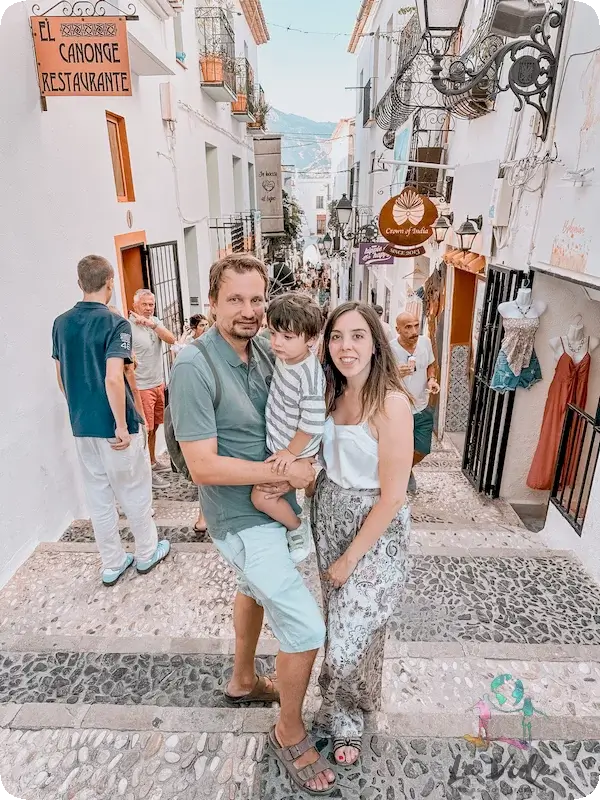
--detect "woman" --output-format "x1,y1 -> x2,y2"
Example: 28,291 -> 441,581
310,302 -> 414,768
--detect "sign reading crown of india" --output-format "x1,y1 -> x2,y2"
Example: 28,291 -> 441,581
31,16 -> 132,97
378,188 -> 439,258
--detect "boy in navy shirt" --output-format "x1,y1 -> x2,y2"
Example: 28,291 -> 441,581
52,255 -> 170,585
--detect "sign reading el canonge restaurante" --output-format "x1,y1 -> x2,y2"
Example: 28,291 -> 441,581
378,188 -> 438,258
31,16 -> 131,97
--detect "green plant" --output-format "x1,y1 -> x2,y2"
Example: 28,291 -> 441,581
283,190 -> 303,244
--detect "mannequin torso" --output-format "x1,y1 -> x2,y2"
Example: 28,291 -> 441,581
498,288 -> 547,320
549,323 -> 599,364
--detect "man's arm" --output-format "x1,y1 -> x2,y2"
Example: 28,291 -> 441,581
154,322 -> 176,346
124,362 -> 146,423
55,361 -> 65,395
105,358 -> 131,447
130,312 -> 177,345
180,438 -> 313,488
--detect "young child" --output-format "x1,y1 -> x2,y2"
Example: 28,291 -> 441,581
251,293 -> 326,563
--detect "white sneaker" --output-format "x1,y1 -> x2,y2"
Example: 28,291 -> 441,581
152,472 -> 170,490
287,518 -> 311,564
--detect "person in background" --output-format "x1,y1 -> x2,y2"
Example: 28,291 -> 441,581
310,302 -> 413,767
390,312 -> 440,493
171,314 -> 209,356
53,256 -> 170,586
129,289 -> 177,489
373,304 -> 396,341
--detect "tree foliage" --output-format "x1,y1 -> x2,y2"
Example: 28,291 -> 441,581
283,190 -> 303,244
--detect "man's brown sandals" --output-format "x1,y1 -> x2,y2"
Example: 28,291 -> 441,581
268,726 -> 337,796
223,675 -> 280,706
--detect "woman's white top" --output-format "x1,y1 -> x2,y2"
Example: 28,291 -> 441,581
321,393 -> 411,490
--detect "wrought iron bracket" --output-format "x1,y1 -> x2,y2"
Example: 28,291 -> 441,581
425,1 -> 568,141
32,0 -> 138,20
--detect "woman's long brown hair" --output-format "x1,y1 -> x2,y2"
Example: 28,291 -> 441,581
322,302 -> 410,421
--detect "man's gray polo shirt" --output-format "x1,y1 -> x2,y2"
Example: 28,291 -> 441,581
168,325 -> 300,540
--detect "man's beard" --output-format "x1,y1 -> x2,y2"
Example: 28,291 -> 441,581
230,320 -> 259,340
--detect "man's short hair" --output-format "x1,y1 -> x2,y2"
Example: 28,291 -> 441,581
267,293 -> 322,340
209,254 -> 269,301
133,288 -> 155,302
77,255 -> 114,293
373,304 -> 384,317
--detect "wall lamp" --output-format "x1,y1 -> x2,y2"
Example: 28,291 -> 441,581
455,215 -> 483,251
432,213 -> 454,245
416,0 -> 568,141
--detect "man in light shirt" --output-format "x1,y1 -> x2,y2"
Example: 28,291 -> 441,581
390,312 -> 440,493
130,289 -> 177,488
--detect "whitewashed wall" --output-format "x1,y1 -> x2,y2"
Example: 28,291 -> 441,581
0,0 -> 264,586
295,177 -> 331,251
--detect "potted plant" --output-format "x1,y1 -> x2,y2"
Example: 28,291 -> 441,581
248,94 -> 270,130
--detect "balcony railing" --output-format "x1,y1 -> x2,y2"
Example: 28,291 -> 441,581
550,403 -> 600,536
404,108 -> 453,199
231,57 -> 256,122
209,213 -> 258,259
196,8 -> 236,102
248,85 -> 267,132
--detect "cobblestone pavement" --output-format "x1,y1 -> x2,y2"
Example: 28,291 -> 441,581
2,440 -> 600,799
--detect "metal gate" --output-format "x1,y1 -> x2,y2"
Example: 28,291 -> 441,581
144,241 -> 184,383
462,264 -> 525,497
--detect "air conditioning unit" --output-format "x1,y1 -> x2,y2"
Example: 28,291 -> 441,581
490,0 -> 546,38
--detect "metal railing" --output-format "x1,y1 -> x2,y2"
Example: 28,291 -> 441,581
209,213 -> 257,259
196,8 -> 236,96
550,403 -> 600,536
233,57 -> 256,117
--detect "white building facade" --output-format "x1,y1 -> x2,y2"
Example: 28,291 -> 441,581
0,0 -> 270,586
295,175 -> 331,256
347,0 -> 600,584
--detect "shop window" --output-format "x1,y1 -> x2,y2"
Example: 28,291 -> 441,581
106,112 -> 135,203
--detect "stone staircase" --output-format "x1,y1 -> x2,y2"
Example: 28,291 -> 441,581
1,440 -> 599,799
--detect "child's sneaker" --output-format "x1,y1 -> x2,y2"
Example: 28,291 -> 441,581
287,518 -> 311,564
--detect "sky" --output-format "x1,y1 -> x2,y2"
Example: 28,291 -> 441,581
257,0 -> 360,123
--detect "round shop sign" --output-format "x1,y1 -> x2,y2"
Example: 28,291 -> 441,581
378,188 -> 439,258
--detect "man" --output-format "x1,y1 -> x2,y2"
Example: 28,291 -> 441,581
391,311 -> 440,493
129,289 -> 177,489
373,304 -> 396,341
169,254 -> 336,795
52,256 -> 170,586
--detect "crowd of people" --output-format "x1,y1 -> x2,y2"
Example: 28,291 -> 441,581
52,252 -> 439,796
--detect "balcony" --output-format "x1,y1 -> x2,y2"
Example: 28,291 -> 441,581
209,213 -> 258,259
404,108 -> 453,199
196,8 -> 236,102
231,58 -> 256,122
247,85 -> 268,133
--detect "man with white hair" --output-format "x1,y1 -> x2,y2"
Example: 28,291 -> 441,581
130,289 -> 177,487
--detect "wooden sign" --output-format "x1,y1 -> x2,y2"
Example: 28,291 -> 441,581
378,188 -> 439,258
31,16 -> 131,97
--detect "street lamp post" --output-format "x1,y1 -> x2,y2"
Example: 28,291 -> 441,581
455,216 -> 483,251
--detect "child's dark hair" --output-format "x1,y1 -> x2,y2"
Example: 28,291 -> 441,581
267,292 -> 322,340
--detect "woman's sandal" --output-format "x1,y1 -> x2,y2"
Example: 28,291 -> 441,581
332,737 -> 362,768
223,675 -> 280,706
268,726 -> 337,797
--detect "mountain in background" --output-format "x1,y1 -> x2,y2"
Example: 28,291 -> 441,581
267,108 -> 336,175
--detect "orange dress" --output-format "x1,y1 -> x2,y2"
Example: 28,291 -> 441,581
527,341 -> 590,491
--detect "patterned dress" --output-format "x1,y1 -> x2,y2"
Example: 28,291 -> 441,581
310,416 -> 411,740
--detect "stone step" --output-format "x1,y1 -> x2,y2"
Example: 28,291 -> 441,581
2,550 -> 599,648
59,522 -> 546,555
2,725 -> 598,800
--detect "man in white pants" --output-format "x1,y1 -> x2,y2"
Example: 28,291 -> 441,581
52,255 -> 170,586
